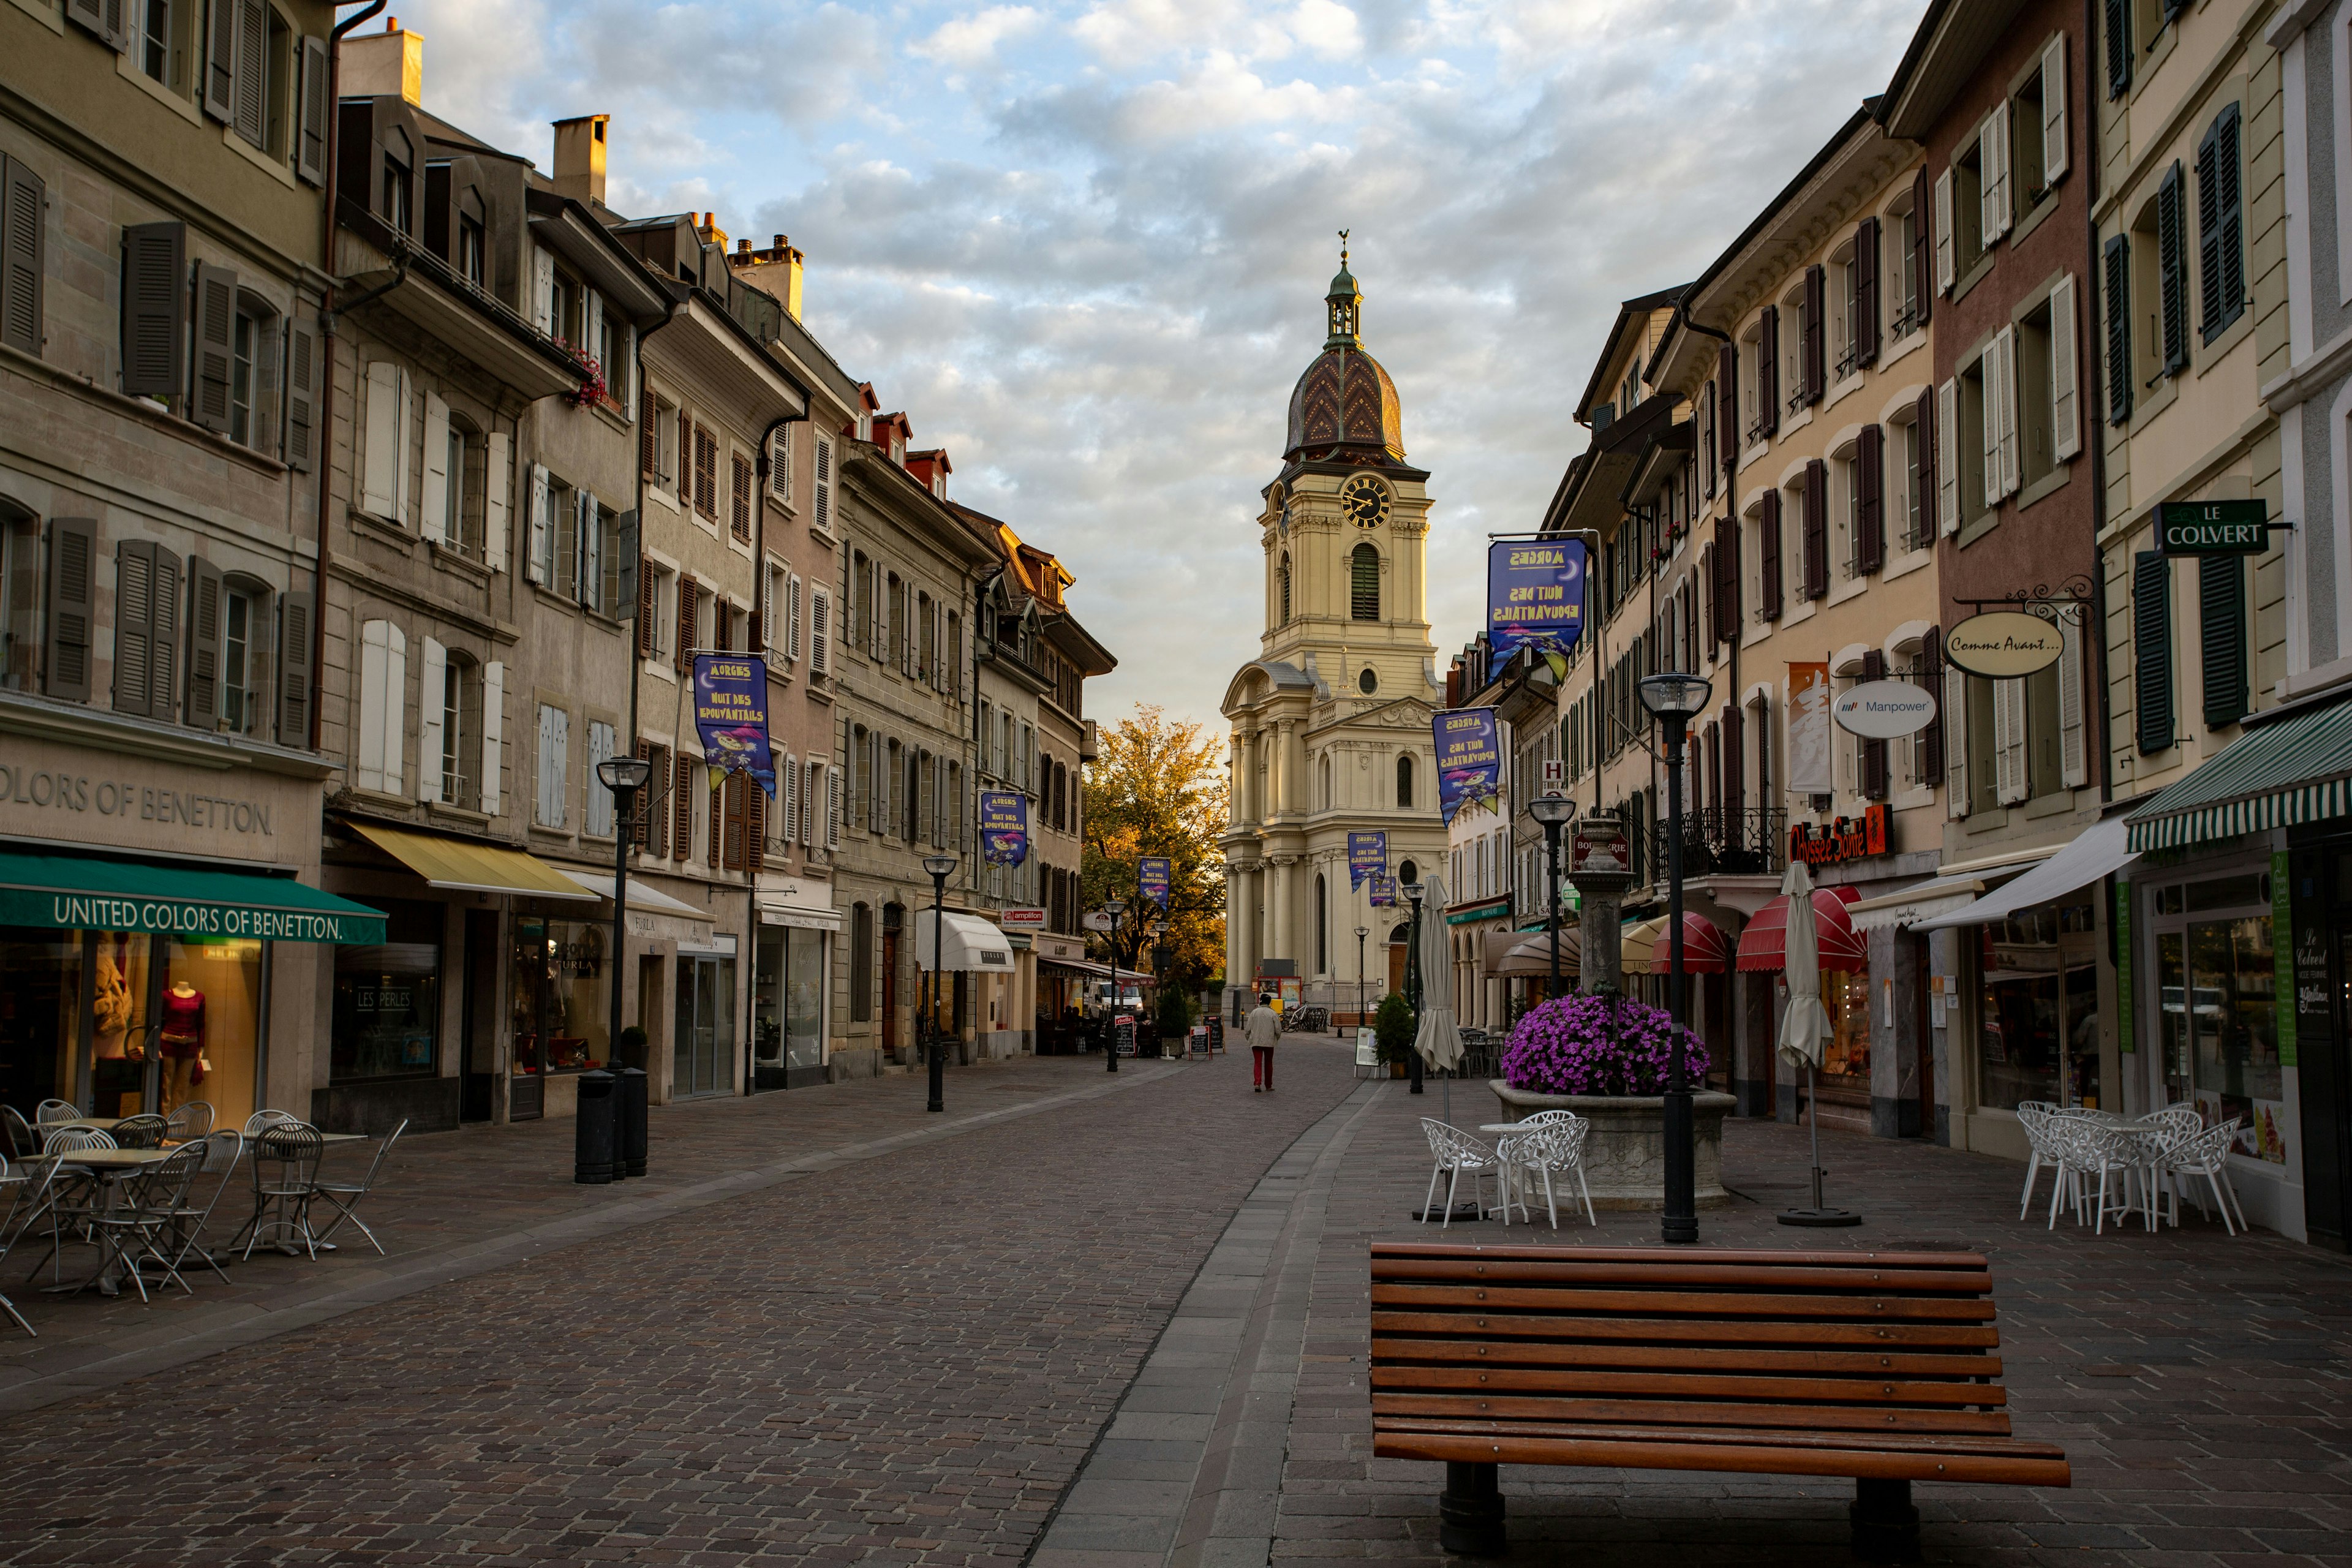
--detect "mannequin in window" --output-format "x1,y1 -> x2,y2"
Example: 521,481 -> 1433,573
159,978 -> 206,1111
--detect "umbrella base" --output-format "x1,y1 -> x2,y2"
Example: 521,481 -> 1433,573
1411,1204 -> 1488,1224
1777,1207 -> 1864,1227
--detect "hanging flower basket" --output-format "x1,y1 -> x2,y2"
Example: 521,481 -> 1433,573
1500,992 -> 1708,1096
564,352 -> 608,409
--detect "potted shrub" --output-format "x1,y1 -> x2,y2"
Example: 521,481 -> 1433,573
1156,985 -> 1191,1053
1492,991 -> 1738,1211
1374,992 -> 1415,1078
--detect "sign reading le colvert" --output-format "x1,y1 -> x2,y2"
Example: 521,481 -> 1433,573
2157,499 -> 2269,556
1945,611 -> 2064,679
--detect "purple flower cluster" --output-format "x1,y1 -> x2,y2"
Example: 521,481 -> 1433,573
1500,993 -> 1710,1096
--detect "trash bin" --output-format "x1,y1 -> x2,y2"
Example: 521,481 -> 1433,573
574,1068 -> 617,1185
617,1066 -> 648,1178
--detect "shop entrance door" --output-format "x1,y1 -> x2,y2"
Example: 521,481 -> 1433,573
881,927 -> 900,1059
673,954 -> 733,1098
459,910 -> 498,1123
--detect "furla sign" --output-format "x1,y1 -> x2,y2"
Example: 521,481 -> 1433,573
1944,612 -> 2064,679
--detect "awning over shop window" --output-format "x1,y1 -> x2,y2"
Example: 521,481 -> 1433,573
1648,912 -> 1732,975
1848,874 -> 1986,932
913,910 -> 1017,973
1912,820 -> 2138,932
349,822 -> 595,900
558,869 -> 713,921
1735,886 -> 1864,973
2124,693 -> 2352,850
1494,928 -> 1576,977
0,851 -> 386,944
1620,916 -> 1668,974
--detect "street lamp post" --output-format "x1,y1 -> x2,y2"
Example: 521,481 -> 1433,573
594,755 -> 655,1068
1638,670 -> 1714,1246
1526,794 -> 1578,1001
1102,898 -> 1126,1072
922,853 -> 959,1113
1402,881 -> 1426,1095
1354,925 -> 1369,1034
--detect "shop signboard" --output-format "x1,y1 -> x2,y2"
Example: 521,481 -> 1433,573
1082,910 -> 1115,932
1348,831 -> 1387,890
1139,856 -> 1172,908
1944,611 -> 2064,678
1789,804 -> 1891,867
691,653 -> 776,796
980,791 -> 1029,865
1787,662 -> 1833,794
2157,499 -> 2270,556
1000,907 -> 1046,932
1486,538 -> 1587,674
1434,707 -> 1502,826
1832,679 -> 1937,739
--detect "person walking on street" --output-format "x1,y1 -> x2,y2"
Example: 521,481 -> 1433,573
1245,993 -> 1281,1092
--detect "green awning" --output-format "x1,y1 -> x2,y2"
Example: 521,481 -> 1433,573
0,853 -> 387,944
2125,696 -> 2352,851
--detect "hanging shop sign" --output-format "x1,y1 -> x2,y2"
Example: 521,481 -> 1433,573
1348,831 -> 1387,891
980,791 -> 1030,865
2157,499 -> 2271,556
1486,539 -> 1587,674
692,654 -> 776,796
1833,679 -> 1937,739
1434,707 -> 1502,826
1789,804 -> 1891,867
1945,611 -> 2064,678
999,907 -> 1046,932
1787,662 -> 1833,795
1082,910 -> 1115,932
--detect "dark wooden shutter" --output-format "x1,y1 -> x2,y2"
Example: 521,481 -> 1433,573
2199,554 -> 2247,727
1700,543 -> 1717,646
635,740 -> 656,849
1911,168 -> 1932,326
637,554 -> 658,657
191,263 -> 237,433
2106,0 -> 2131,97
730,453 -> 752,541
277,589 -> 312,745
285,319 -> 318,470
1723,703 -> 1744,817
1855,217 -> 1880,368
709,776 -> 725,870
112,540 -> 155,717
1,156 -> 42,358
712,596 -> 730,652
1920,627 -> 1946,781
1758,306 -> 1779,436
66,0 -> 128,50
185,555 -> 222,729
120,221 -> 185,398
1856,423 -> 1885,573
1860,649 -> 1889,800
43,516 -> 94,702
2157,162 -> 2188,372
1802,460 -> 1828,598
1803,265 -> 1826,402
2198,106 -> 2244,342
1716,343 -> 1738,467
2103,233 -> 2133,423
2133,551 -> 2173,753
639,385 -> 657,473
747,783 -> 764,874
1914,386 -> 1938,541
232,0 -> 266,146
676,573 -> 696,671
296,36 -> 329,186
203,0 -> 235,122
1759,489 -> 1782,619
673,753 -> 695,861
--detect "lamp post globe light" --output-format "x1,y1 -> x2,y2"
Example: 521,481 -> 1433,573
921,853 -> 959,1113
1401,881 -> 1425,1095
594,755 -> 655,1074
1102,899 -> 1127,1072
1637,669 -> 1713,1245
1525,792 -> 1578,1001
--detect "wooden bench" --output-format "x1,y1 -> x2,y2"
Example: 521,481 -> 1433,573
1369,1242 -> 2068,1561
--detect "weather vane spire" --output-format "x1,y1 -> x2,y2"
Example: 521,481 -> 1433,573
1338,228 -> 1349,267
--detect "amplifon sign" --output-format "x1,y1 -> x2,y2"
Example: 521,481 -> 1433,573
1789,804 -> 1891,867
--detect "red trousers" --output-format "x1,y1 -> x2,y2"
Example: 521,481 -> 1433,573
1253,1047 -> 1274,1088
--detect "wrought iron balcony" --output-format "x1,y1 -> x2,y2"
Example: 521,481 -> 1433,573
1648,805 -> 1787,880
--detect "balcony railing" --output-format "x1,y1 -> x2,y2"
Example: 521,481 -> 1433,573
1648,805 -> 1787,880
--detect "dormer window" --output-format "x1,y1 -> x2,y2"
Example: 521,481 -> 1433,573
891,434 -> 905,464
383,126 -> 412,235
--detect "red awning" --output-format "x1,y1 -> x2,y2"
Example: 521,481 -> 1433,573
1734,886 -> 1865,973
1648,912 -> 1732,975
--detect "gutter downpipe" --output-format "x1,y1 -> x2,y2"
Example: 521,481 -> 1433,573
744,379 -> 812,1098
1667,299 -> 1740,840
309,0 -> 389,749
2084,0 -> 2114,805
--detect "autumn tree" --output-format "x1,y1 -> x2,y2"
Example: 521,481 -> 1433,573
1082,706 -> 1229,990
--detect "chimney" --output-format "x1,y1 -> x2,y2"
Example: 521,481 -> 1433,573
728,232 -> 805,323
551,115 -> 609,206
695,211 -> 729,252
339,15 -> 423,104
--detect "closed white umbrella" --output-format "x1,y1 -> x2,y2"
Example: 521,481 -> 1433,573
1414,876 -> 1463,1119
1774,859 -> 1857,1226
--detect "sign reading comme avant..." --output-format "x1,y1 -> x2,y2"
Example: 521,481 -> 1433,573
1944,611 -> 2064,679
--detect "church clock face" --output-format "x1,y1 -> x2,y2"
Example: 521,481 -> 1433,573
1341,475 -> 1390,529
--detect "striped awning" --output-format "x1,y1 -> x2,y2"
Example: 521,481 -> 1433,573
2124,696 -> 2352,851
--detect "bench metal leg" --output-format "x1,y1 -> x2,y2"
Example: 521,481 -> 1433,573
1850,1477 -> 1920,1562
1438,1461 -> 1505,1556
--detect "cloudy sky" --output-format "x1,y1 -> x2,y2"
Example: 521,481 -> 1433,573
382,0 -> 1925,731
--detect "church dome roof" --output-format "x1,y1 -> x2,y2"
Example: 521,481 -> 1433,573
1284,347 -> 1403,462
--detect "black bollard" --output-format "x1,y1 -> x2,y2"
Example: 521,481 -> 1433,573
574,1068 -> 617,1185
617,1066 -> 649,1178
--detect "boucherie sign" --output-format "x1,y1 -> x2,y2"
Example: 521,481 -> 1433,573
1790,803 -> 1890,867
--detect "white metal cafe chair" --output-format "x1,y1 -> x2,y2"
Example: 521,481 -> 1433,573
34,1100 -> 80,1126
1496,1116 -> 1596,1230
1419,1120 -> 1502,1229
2162,1118 -> 2250,1235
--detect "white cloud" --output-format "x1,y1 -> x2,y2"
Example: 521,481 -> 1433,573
913,6 -> 1049,68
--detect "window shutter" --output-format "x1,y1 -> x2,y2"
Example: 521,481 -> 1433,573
695,426 -> 718,519
1722,702 -> 1744,815
185,555 -> 222,730
672,753 -> 694,861
1915,386 -> 1939,540
296,35 -> 330,185
119,221 -> 186,398
549,706 -> 570,829
1,155 -> 43,358
2199,554 -> 2248,727
1803,265 -> 1826,401
191,263 -> 237,434
419,393 -> 450,546
676,573 -> 697,671
1802,459 -> 1828,598
810,584 -> 831,676
1910,170 -> 1933,327
1757,306 -> 1779,434
141,545 -> 181,724
2058,605 -> 2087,787
708,774 -> 723,870
2158,162 -> 2188,372
1861,649 -> 1888,799
1981,108 -> 2011,242
584,288 -> 602,371
747,780 -> 765,873
1856,423 -> 1884,574
1994,325 -> 2020,497
638,562 -> 658,658
1758,489 -> 1782,618
1946,662 -> 1971,817
771,427 -> 791,502
2219,108 -> 2245,333
2199,105 -> 2245,342
758,562 -> 774,658
731,452 -> 752,541
639,386 -> 657,474
381,622 -> 406,796
789,572 -> 804,662
276,588 -> 311,745
578,490 -> 600,612
1920,627 -> 1946,783
2051,272 -> 2079,459
285,319 -> 318,470
1980,349 -> 2004,511
356,620 -> 388,791
2133,551 -> 2173,753
2041,36 -> 2069,185
232,0 -> 266,147
2106,0 -> 2132,97
361,362 -> 400,518
2197,124 -> 2223,339
1715,344 -> 1737,467
1855,217 -> 1880,368
203,0 -> 234,121
1995,677 -> 2028,804
113,541 -> 156,717
418,636 -> 446,803
2103,235 -> 2132,423
813,434 -> 834,530
484,432 -> 511,572
531,246 -> 554,334
480,660 -> 503,815
1933,169 -> 1956,293
37,516 -> 94,703
827,764 -> 843,850
526,463 -> 549,583
1700,543 -> 1717,646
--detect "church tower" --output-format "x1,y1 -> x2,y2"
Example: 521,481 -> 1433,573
1219,241 -> 1446,1018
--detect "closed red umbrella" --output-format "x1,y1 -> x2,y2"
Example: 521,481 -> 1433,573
1648,912 -> 1732,975
1733,885 -> 1864,973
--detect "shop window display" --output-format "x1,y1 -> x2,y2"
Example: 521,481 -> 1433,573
1820,968 -> 1871,1084
333,901 -> 443,1082
1,928 -> 263,1121
0,933 -> 85,1114
751,928 -> 827,1085
514,918 -> 611,1076
1976,900 -> 2099,1112
163,938 -> 262,1118
2155,908 -> 2284,1163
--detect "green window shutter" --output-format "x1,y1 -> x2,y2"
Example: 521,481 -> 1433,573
2105,0 -> 2130,97
2133,551 -> 2173,753
2197,104 -> 2244,344
2199,553 -> 2247,728
2158,163 -> 2188,373
2103,233 -> 2132,423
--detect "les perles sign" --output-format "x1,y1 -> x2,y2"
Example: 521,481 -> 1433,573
1945,611 -> 2064,679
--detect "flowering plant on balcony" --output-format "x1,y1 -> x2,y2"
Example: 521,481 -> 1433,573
564,352 -> 607,409
1501,992 -> 1706,1096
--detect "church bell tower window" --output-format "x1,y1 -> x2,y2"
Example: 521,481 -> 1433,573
1350,543 -> 1381,621
1279,553 -> 1292,625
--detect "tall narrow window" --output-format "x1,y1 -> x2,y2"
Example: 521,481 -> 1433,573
221,584 -> 256,734
1396,754 -> 1414,809
1351,543 -> 1380,620
383,126 -> 412,235
1279,553 -> 1292,624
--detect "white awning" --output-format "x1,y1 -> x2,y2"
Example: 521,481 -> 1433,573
1846,875 -> 1986,932
1912,820 -> 2139,932
913,910 -> 1019,973
557,869 -> 714,921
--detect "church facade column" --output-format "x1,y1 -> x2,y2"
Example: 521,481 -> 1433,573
1268,855 -> 1294,964
1224,859 -> 1246,999
1281,718 -> 1306,815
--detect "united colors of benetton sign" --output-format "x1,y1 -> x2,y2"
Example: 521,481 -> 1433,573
2157,500 -> 2269,556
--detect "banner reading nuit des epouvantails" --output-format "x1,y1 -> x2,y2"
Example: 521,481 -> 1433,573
1434,708 -> 1502,826
692,653 -> 776,796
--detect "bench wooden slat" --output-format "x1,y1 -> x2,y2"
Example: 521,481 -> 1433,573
1370,1311 -> 2002,1349
1371,1393 -> 2015,1435
1371,1243 -> 1991,1271
1371,1259 -> 1992,1294
1371,1336 -> 2002,1379
1373,1429 -> 2071,1488
1376,1416 -> 2062,1460
1373,1365 -> 2007,1406
1372,1283 -> 1999,1321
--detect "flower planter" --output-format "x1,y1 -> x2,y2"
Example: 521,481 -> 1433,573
1487,1083 -> 1737,1210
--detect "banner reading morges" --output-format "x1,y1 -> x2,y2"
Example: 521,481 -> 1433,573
1488,538 -> 1587,678
980,791 -> 1029,866
1434,708 -> 1502,827
692,653 -> 776,796
1348,831 -> 1387,891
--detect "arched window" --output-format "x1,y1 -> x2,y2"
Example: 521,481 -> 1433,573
1320,753 -> 1332,809
1396,755 -> 1414,809
1350,543 -> 1380,620
1279,554 -> 1292,624
1315,873 -> 1327,974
